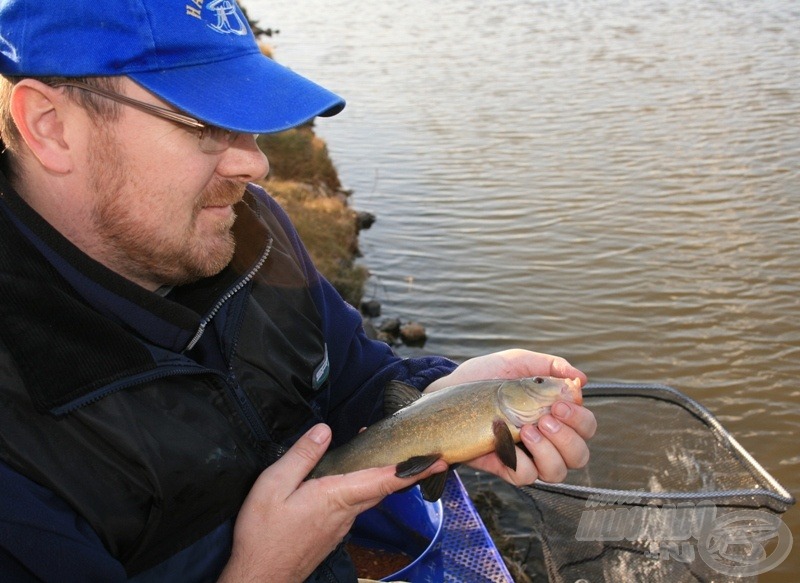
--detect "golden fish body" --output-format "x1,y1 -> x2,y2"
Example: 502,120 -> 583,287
309,376 -> 582,499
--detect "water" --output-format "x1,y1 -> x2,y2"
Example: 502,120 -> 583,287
247,1 -> 799,579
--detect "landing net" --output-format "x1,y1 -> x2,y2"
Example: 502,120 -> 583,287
516,383 -> 795,583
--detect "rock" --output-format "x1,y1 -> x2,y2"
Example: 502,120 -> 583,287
399,322 -> 427,346
360,299 -> 381,318
355,211 -> 376,231
378,318 -> 401,336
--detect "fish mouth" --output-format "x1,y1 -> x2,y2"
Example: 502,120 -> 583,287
563,377 -> 583,406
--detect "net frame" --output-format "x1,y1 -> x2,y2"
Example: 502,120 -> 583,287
514,382 -> 795,583
529,382 -> 794,512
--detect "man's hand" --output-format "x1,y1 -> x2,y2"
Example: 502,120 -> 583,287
424,349 -> 596,485
218,423 -> 446,583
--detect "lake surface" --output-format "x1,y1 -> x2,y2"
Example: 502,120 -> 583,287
248,0 -> 799,579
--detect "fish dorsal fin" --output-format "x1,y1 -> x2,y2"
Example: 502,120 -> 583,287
384,380 -> 423,416
493,418 -> 517,471
419,470 -> 450,502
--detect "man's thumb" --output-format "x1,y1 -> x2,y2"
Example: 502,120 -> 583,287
277,423 -> 332,483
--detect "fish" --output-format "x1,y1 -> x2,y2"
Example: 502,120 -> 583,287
309,376 -> 583,501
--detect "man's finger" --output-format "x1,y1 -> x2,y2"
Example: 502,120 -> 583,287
268,424 -> 332,492
325,461 -> 449,510
535,413 -> 591,471
519,424 -> 569,482
548,357 -> 588,386
551,401 -> 597,440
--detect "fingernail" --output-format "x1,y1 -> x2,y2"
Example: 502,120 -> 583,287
308,424 -> 330,444
540,416 -> 562,434
522,425 -> 543,443
552,401 -> 572,419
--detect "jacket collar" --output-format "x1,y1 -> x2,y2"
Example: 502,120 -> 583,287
0,172 -> 271,412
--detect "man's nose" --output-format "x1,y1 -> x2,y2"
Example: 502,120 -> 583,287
216,134 -> 269,183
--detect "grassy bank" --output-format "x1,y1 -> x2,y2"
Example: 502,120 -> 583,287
243,14 -> 368,309
256,125 -> 368,308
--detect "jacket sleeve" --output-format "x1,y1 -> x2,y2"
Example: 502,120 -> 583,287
255,187 -> 458,445
0,460 -> 127,583
311,272 -> 457,444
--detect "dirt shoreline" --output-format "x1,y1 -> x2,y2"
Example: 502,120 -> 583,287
256,123 -> 368,308
256,124 -> 428,348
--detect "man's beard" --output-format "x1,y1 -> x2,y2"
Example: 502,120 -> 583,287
87,135 -> 243,288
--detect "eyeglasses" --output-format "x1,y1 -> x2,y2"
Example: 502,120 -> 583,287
50,80 -> 246,154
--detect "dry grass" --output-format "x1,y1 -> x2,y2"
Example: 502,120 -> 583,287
258,126 -> 341,191
244,17 -> 366,306
257,175 -> 368,308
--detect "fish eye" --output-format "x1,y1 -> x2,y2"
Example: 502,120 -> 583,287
533,376 -> 544,383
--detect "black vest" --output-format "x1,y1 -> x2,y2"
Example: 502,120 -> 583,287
0,183 -> 329,574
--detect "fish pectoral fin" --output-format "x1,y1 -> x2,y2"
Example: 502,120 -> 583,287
493,418 -> 517,471
395,454 -> 441,478
384,381 -> 423,416
419,470 -> 450,502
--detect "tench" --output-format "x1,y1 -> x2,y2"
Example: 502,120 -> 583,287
309,376 -> 582,501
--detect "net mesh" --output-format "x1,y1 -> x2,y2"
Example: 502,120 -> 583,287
515,383 -> 794,583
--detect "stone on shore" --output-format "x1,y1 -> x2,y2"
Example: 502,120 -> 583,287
399,322 -> 427,346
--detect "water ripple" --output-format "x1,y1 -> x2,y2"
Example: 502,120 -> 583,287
254,1 -> 799,576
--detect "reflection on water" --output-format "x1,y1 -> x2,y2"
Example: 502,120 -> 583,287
250,0 -> 799,579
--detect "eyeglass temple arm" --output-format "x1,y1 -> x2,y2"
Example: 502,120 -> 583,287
51,80 -> 207,130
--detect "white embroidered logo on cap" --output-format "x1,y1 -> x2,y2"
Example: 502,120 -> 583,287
207,0 -> 247,35
185,0 -> 247,36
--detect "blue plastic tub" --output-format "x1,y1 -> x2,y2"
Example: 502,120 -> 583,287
350,485 -> 444,581
351,472 -> 514,582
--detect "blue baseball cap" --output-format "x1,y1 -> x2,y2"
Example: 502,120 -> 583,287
0,0 -> 344,133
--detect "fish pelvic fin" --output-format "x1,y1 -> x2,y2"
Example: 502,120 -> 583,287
493,418 -> 517,471
396,454 -> 449,501
384,380 -> 423,416
419,470 -> 449,502
395,454 -> 441,478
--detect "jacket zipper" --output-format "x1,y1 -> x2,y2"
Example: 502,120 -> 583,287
54,237 -> 277,447
228,381 -> 270,443
185,236 -> 273,352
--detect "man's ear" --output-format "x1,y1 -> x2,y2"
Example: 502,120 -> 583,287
10,79 -> 76,174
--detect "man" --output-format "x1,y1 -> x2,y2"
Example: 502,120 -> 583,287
0,1 -> 596,581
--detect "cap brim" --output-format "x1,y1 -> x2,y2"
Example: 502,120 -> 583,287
130,51 -> 344,134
